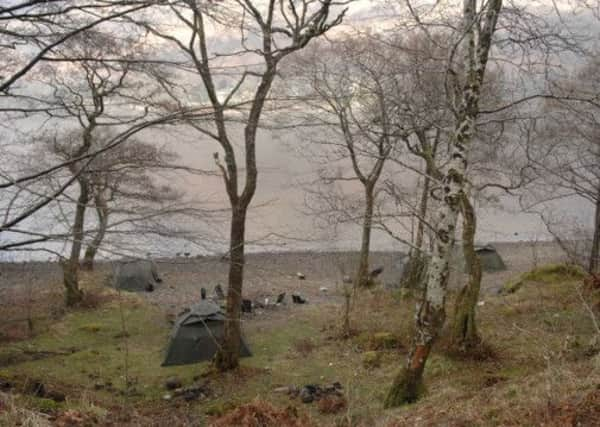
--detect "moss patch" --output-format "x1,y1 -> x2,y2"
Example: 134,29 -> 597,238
521,263 -> 585,283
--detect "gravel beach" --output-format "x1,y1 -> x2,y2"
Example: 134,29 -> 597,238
0,241 -> 566,322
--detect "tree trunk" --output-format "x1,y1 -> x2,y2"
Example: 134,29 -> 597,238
451,194 -> 482,351
384,0 -> 502,407
62,181 -> 89,306
400,172 -> 431,290
214,206 -> 246,371
589,189 -> 600,275
82,197 -> 108,271
356,186 -> 374,287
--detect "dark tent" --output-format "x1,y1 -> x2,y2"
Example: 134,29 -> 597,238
463,245 -> 507,273
113,260 -> 162,292
162,300 -> 251,366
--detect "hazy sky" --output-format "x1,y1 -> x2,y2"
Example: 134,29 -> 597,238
1,0 -> 597,260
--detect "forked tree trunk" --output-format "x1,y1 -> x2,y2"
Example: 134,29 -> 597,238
385,0 -> 502,407
451,194 -> 482,351
214,206 -> 247,371
589,189 -> 600,275
356,186 -> 375,287
82,198 -> 109,271
63,181 -> 89,306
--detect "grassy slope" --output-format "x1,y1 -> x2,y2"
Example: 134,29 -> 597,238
1,265 -> 599,426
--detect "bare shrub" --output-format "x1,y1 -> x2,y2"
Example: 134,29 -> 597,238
209,399 -> 314,427
317,395 -> 347,415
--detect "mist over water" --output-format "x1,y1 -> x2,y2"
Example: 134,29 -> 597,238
2,124 -> 589,263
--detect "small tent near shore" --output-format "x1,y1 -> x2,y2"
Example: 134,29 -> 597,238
464,245 -> 507,273
162,299 -> 251,366
112,260 -> 162,292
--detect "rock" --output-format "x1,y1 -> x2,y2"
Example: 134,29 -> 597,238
477,300 -> 485,306
276,292 -> 286,304
145,283 -> 155,292
201,287 -> 207,300
163,393 -> 172,401
299,387 -> 314,403
362,351 -> 381,368
176,383 -> 207,402
319,287 -> 328,293
184,390 -> 201,401
296,272 -> 306,280
165,377 -> 182,390
342,275 -> 352,284
0,379 -> 12,390
273,386 -> 291,393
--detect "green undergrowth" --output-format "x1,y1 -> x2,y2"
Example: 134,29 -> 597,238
1,270 -> 599,426
503,263 -> 585,294
521,263 -> 585,283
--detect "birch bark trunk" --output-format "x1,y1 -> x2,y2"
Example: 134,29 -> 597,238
385,0 -> 502,407
451,193 -> 482,351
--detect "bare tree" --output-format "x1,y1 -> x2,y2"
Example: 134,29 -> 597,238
0,1 -> 154,93
522,56 -> 600,275
134,0 -> 349,371
283,36 -> 402,287
41,42 -> 144,304
79,135 -> 181,270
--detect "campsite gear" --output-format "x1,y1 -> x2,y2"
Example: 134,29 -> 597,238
292,294 -> 307,304
466,245 -> 507,273
214,284 -> 225,300
113,260 -> 162,292
241,299 -> 252,313
370,266 -> 384,278
276,292 -> 286,304
162,300 -> 251,366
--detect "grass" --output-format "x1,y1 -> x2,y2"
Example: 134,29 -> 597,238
1,264 -> 599,426
502,262 -> 585,294
521,263 -> 585,283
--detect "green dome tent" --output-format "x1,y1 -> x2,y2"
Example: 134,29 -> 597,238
162,300 -> 252,366
463,245 -> 507,273
113,260 -> 162,292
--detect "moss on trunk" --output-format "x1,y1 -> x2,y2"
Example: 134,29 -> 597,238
451,194 -> 482,351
